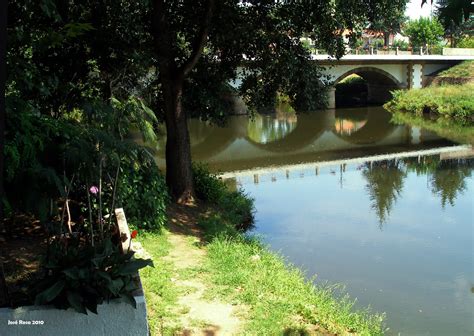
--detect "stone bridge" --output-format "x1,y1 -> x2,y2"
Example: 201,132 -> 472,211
231,54 -> 473,110
314,54 -> 474,108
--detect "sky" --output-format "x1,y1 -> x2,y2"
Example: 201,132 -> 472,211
405,0 -> 435,19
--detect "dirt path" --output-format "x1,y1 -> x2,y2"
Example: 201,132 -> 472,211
162,204 -> 245,336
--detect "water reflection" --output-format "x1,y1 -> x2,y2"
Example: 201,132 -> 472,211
234,156 -> 474,225
247,113 -> 297,144
404,157 -> 474,208
153,107 -> 455,172
362,160 -> 406,227
233,153 -> 474,335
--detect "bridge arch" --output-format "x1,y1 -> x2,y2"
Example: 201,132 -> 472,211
333,66 -> 403,87
330,66 -> 405,108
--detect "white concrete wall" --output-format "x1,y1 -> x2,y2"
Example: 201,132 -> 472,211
443,48 -> 474,56
0,294 -> 148,336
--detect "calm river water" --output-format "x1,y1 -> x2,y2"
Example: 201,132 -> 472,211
154,106 -> 474,335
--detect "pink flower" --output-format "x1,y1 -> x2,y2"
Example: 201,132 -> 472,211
89,186 -> 99,194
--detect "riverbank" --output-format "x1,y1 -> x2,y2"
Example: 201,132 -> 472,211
384,61 -> 473,145
384,82 -> 473,123
138,169 -> 385,335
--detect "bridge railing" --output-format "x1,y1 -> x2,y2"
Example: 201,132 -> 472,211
311,46 -> 443,56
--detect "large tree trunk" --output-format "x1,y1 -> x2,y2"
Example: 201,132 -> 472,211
162,78 -> 194,203
152,0 -> 214,203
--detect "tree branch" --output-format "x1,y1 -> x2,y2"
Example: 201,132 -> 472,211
178,0 -> 215,77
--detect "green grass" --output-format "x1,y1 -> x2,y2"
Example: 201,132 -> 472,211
198,216 -> 385,335
137,231 -> 182,335
196,183 -> 385,336
138,167 -> 385,335
436,60 -> 474,79
197,168 -> 385,334
384,83 -> 474,123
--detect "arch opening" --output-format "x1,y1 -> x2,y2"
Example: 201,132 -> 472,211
334,67 -> 401,108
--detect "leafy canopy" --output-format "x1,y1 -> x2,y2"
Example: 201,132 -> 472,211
404,17 -> 444,48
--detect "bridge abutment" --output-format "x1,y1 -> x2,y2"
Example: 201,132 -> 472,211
327,86 -> 336,109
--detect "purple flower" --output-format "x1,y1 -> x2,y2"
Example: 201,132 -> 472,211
89,186 -> 99,194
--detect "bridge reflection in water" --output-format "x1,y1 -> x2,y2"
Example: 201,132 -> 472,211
153,106 -> 455,173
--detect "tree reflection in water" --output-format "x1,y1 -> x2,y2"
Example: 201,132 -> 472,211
363,157 -> 474,226
362,159 -> 406,227
247,113 -> 297,144
429,159 -> 473,208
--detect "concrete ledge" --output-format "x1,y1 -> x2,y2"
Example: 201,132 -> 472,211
443,48 -> 474,56
0,293 -> 148,336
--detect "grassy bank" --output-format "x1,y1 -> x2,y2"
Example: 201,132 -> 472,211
200,217 -> 384,335
384,61 -> 474,127
139,166 -> 385,335
436,60 -> 473,79
384,83 -> 474,123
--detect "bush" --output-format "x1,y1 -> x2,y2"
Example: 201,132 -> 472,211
192,163 -> 254,230
119,154 -> 169,231
392,39 -> 409,51
384,83 -> 474,123
34,237 -> 152,314
192,163 -> 228,203
457,36 -> 474,48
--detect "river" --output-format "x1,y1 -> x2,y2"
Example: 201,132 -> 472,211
154,106 -> 473,335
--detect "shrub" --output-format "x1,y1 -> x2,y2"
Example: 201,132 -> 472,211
119,154 -> 169,231
192,163 -> 254,230
457,36 -> 474,48
34,237 -> 152,314
192,162 -> 227,203
4,111 -> 169,231
384,83 -> 474,123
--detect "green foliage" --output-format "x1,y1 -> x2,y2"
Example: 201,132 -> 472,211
4,111 -> 168,229
404,17 -> 445,49
34,237 -> 153,314
192,163 -> 227,203
437,60 -> 474,78
119,158 -> 169,231
435,0 -> 472,45
368,0 -> 408,35
457,36 -> 474,48
392,39 -> 410,50
384,83 -> 474,123
192,163 -> 254,230
203,235 -> 385,335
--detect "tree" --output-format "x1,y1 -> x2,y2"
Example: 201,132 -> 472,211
150,0 -> 408,202
404,17 -> 444,50
369,0 -> 409,47
435,0 -> 473,47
